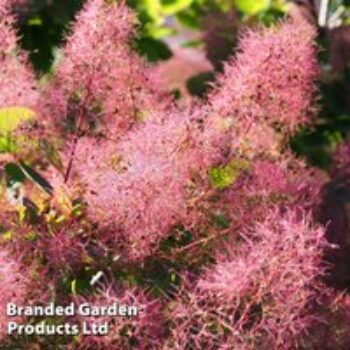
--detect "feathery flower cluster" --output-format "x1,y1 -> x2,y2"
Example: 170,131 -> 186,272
0,248 -> 29,340
209,18 -> 318,134
74,107 -> 227,259
230,156 -> 322,211
68,16 -> 319,260
44,0 -> 167,138
0,0 -> 38,108
169,210 -> 327,349
74,286 -> 165,349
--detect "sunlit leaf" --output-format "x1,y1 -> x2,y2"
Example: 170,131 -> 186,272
161,0 -> 194,16
0,107 -> 36,133
209,158 -> 250,189
234,0 -> 270,15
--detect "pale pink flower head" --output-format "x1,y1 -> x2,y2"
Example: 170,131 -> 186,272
209,18 -> 319,134
245,156 -> 323,210
169,209 -> 328,349
39,227 -> 87,273
0,0 -> 38,108
45,0 -> 169,138
219,154 -> 323,235
0,248 -> 29,340
73,105 -> 228,260
74,285 -> 165,349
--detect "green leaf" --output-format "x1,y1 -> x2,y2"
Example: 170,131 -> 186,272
176,11 -> 200,29
0,107 -> 36,133
161,0 -> 194,16
27,16 -> 43,26
18,161 -> 53,195
25,231 -> 39,241
5,163 -> 26,185
148,25 -> 175,39
135,37 -> 172,62
186,71 -> 215,98
142,0 -> 163,23
209,158 -> 250,189
0,133 -> 18,153
71,279 -> 77,296
234,0 -> 270,15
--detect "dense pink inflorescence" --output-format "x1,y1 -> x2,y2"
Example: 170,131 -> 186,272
0,0 -> 38,108
0,248 -> 29,340
169,209 -> 327,349
44,0 -> 168,138
68,14 -> 320,261
230,155 -> 323,212
73,286 -> 165,349
74,106 -> 227,259
210,18 -> 318,134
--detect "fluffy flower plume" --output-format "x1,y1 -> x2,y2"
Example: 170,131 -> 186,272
169,209 -> 327,349
69,17 -> 321,261
0,248 -> 29,340
0,0 -> 38,108
209,18 -> 318,134
45,0 -> 168,138
74,107 -> 226,259
74,286 -> 165,349
230,155 -> 323,212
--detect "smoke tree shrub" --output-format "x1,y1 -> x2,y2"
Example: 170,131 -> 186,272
64,12 -> 320,260
0,0 -> 347,348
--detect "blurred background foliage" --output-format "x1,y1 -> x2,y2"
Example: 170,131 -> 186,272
14,0 -> 350,169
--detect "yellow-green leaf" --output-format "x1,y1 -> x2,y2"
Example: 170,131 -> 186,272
209,158 -> 250,189
234,0 -> 270,15
0,107 -> 36,133
71,280 -> 77,296
161,0 -> 194,16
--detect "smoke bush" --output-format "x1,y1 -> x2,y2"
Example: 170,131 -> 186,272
0,0 -> 345,348
64,15 -> 320,260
